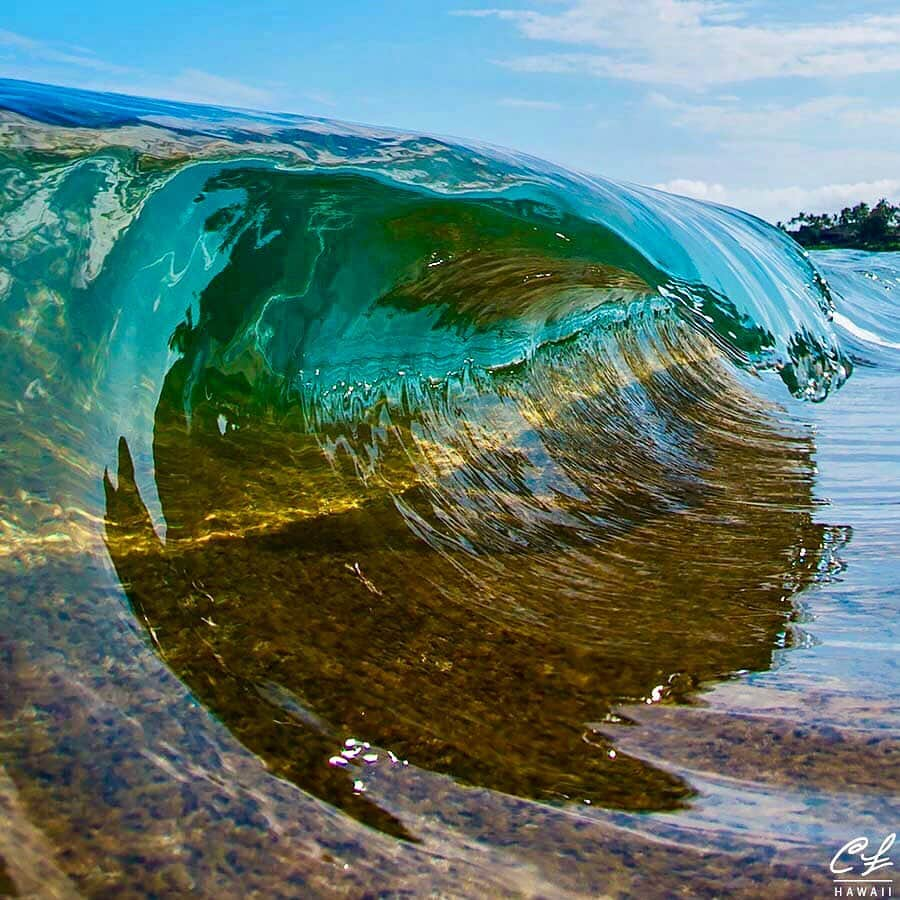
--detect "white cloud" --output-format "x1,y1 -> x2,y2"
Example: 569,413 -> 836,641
301,89 -> 338,109
498,97 -> 562,109
0,29 -> 274,110
653,177 -> 900,223
0,29 -> 128,73
157,69 -> 273,108
645,92 -> 900,142
459,1 -> 900,87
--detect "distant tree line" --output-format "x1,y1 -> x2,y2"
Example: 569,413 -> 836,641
777,199 -> 900,250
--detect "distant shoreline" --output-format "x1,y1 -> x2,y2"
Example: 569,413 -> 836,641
779,199 -> 900,252
793,240 -> 900,252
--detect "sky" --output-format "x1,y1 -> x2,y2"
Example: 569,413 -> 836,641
2,0 -> 900,223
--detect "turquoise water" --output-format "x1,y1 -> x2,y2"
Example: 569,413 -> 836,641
0,80 -> 897,897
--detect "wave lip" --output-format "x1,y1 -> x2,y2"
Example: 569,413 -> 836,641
0,77 -> 850,405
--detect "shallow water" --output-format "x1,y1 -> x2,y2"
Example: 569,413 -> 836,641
0,80 -> 897,898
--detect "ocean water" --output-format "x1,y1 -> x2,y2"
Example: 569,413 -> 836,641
0,79 -> 897,897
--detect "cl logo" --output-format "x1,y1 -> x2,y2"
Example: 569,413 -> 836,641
831,833 -> 896,880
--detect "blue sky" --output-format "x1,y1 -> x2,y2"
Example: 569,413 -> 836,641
3,0 -> 900,222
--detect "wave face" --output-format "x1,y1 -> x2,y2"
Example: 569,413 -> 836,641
0,79 -> 849,408
4,78 -> 896,891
